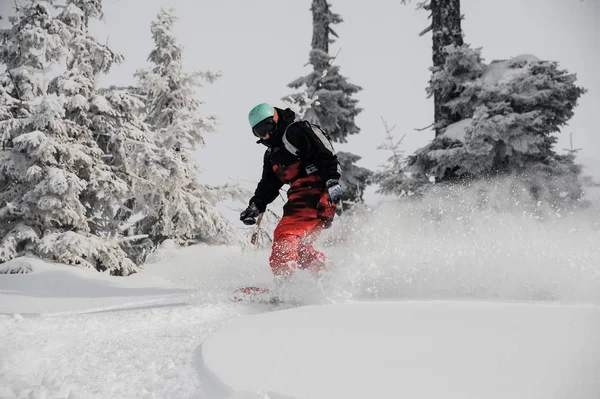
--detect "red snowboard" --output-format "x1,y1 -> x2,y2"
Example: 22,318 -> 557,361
230,286 -> 281,304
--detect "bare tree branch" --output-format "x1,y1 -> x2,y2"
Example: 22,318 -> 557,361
418,24 -> 433,37
414,123 -> 434,132
381,116 -> 397,135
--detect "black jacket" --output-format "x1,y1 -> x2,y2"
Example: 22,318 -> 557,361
249,108 -> 341,212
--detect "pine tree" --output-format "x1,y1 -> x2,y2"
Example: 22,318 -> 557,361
285,0 -> 361,143
0,0 -> 136,274
400,2 -> 586,206
284,0 -> 369,206
136,8 -> 219,152
132,8 -> 238,250
0,1 -> 64,264
49,0 -> 133,235
404,55 -> 587,205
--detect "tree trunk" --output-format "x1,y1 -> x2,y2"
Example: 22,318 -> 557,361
431,0 -> 463,136
311,0 -> 329,54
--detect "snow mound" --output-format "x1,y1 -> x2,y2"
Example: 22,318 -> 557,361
0,257 -> 34,274
203,301 -> 600,399
482,54 -> 541,85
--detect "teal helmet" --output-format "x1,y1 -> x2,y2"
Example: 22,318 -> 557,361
248,103 -> 278,139
248,103 -> 274,127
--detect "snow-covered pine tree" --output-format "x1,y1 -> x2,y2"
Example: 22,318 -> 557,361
49,0 -> 133,235
0,0 -> 136,274
284,0 -> 369,206
400,2 -> 586,206
405,55 -> 586,205
136,8 -> 219,152
399,43 -> 485,194
131,8 -> 239,250
0,1 -> 62,265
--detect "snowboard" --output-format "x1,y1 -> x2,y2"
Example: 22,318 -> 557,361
230,286 -> 282,305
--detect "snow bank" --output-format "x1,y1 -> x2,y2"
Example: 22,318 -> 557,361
203,301 -> 600,399
0,242 -> 277,314
482,54 -> 541,85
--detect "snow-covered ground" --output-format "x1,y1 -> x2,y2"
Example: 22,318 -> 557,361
203,301 -> 600,399
2,186 -> 600,398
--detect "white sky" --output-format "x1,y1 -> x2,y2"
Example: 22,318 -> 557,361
2,0 -> 599,188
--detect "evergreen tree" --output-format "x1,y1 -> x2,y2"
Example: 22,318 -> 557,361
285,0 -> 361,143
49,0 -> 133,237
404,54 -> 586,205
0,0 -> 136,274
400,2 -> 586,205
132,8 -> 238,249
284,0 -> 369,206
136,8 -> 219,152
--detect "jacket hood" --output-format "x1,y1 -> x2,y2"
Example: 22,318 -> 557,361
256,107 -> 296,147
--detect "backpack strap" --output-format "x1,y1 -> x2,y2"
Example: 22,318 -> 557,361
282,122 -> 300,156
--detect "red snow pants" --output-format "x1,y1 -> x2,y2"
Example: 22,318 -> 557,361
269,174 -> 336,277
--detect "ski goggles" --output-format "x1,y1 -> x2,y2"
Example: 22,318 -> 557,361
252,117 -> 276,139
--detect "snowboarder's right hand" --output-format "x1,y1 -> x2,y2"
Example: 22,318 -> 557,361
240,203 -> 260,225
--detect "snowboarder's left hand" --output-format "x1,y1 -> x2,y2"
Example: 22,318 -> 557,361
326,179 -> 342,205
240,203 -> 260,225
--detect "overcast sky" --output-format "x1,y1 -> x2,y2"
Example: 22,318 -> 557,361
2,0 -> 599,194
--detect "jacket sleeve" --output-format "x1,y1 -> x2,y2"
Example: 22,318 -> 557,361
284,121 -> 341,182
249,151 -> 284,213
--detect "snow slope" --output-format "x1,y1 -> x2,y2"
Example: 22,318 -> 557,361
0,244 -> 276,399
1,299 -> 236,399
203,301 -> 600,399
2,182 -> 600,398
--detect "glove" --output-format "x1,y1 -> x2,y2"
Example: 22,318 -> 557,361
240,203 -> 260,225
325,179 -> 342,205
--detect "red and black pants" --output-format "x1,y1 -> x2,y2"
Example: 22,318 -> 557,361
269,174 -> 336,277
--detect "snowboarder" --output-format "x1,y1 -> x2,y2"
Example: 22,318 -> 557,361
240,103 -> 342,278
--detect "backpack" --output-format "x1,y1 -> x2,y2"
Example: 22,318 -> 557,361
282,121 -> 335,157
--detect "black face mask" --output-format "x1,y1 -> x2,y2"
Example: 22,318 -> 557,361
252,117 -> 276,139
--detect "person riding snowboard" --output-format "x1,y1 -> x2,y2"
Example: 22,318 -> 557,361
240,103 -> 343,278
